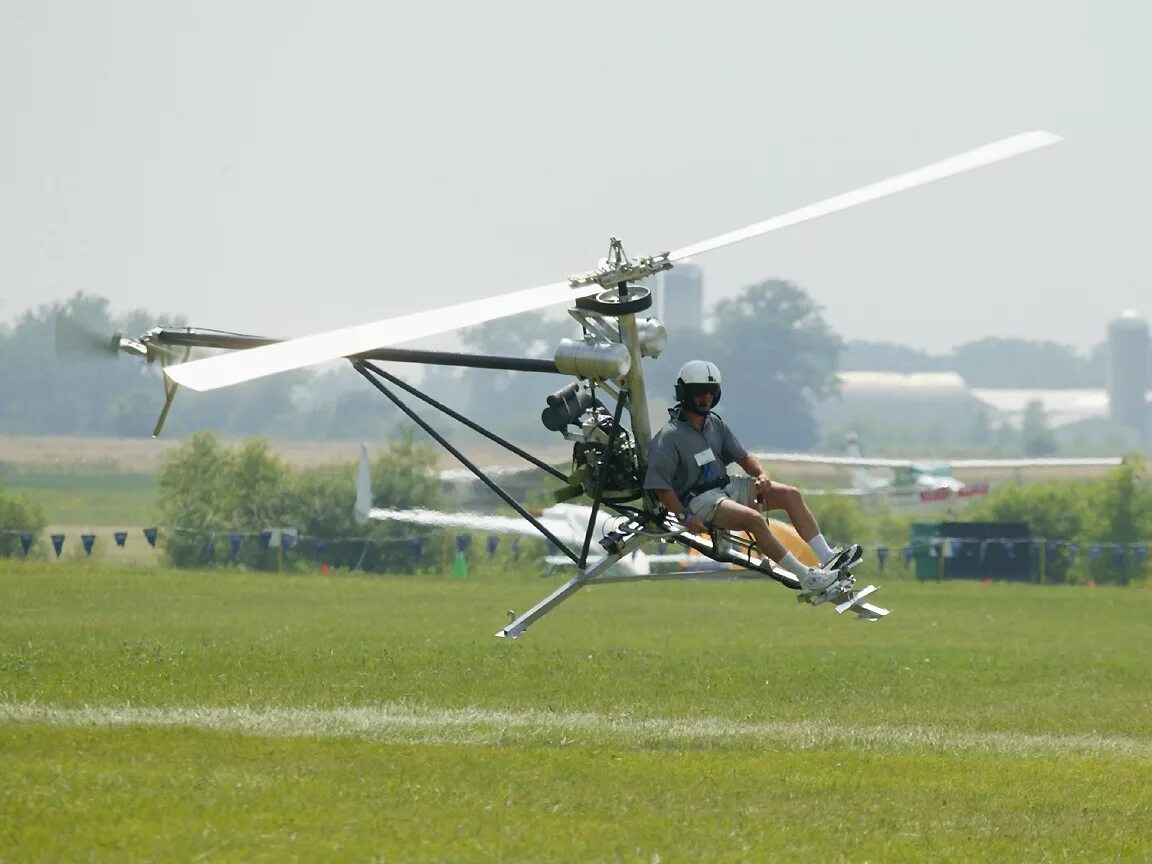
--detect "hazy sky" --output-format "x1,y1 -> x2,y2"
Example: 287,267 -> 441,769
2,1 -> 1148,353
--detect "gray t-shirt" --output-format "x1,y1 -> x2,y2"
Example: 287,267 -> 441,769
643,410 -> 747,498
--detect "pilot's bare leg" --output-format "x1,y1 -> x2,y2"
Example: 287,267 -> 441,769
709,498 -> 788,564
758,483 -> 819,540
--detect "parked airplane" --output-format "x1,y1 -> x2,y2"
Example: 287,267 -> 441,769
354,446 -> 818,575
755,436 -> 1121,503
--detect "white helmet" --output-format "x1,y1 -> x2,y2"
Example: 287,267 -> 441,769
675,360 -> 722,410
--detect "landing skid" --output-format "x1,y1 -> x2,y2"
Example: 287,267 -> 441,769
498,528 -> 891,638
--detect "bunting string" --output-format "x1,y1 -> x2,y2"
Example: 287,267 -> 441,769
1,528 -> 1147,580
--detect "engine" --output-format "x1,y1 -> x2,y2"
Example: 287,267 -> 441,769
541,382 -> 642,502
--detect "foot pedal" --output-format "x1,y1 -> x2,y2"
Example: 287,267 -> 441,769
800,572 -> 856,607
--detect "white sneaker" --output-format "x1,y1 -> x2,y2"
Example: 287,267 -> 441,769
798,565 -> 838,596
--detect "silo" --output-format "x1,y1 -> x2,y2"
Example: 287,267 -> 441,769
661,263 -> 704,334
1107,310 -> 1149,444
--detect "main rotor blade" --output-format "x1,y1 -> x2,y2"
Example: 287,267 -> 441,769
164,129 -> 1061,394
668,130 -> 1061,261
164,280 -> 584,392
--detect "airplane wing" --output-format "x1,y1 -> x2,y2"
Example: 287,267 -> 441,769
755,452 -> 916,469
946,457 -> 1123,469
364,507 -> 577,543
438,464 -> 562,483
162,131 -> 1060,392
799,486 -> 880,496
756,453 -> 1123,471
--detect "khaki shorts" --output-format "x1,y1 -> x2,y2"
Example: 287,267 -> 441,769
686,476 -> 756,523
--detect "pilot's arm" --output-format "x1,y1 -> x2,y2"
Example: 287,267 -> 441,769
650,488 -> 706,533
737,453 -> 771,495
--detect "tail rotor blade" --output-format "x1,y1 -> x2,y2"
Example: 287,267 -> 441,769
54,314 -> 121,358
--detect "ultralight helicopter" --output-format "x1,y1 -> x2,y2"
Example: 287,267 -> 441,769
61,130 -> 1064,637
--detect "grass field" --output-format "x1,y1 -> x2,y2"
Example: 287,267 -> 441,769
0,463 -> 158,526
1,563 -> 1149,862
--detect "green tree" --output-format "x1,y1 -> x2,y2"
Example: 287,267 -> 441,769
289,428 -> 447,572
0,478 -> 47,558
707,279 -> 843,449
157,433 -> 292,568
1021,400 -> 1058,457
157,430 -> 446,572
841,340 -> 945,372
807,495 -> 871,549
1082,455 -> 1152,584
965,480 -> 1093,583
965,458 -> 1151,584
952,338 -> 1097,388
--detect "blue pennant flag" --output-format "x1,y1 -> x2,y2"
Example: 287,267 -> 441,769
456,534 -> 471,554
657,540 -> 667,555
548,541 -> 558,557
487,535 -> 499,558
978,541 -> 989,564
280,531 -> 297,552
19,533 -> 33,555
409,537 -> 422,560
1135,544 -> 1146,566
81,533 -> 95,556
511,538 -> 521,561
1047,541 -> 1059,558
259,530 -> 273,549
1089,544 -> 1100,563
230,532 -> 243,561
313,538 -> 327,561
902,545 -> 913,567
114,531 -> 128,548
51,534 -> 65,558
143,527 -> 158,548
876,546 -> 888,571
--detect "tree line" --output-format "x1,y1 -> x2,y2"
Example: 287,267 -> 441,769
4,432 -> 1147,586
0,285 -> 1128,450
157,430 -> 447,572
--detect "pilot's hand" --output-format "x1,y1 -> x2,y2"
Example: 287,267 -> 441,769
683,513 -> 704,533
755,474 -> 771,493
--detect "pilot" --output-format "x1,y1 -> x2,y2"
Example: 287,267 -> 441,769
643,359 -> 858,599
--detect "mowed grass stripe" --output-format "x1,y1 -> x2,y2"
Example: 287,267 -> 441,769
4,701 -> 1149,758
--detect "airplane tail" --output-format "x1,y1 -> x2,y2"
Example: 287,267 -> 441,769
354,444 -> 373,523
844,432 -> 879,491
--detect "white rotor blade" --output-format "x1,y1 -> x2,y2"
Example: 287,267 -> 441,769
165,129 -> 1060,393
669,130 -> 1061,261
164,280 -> 585,392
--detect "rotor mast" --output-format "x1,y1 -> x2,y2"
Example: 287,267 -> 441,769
566,237 -> 671,463
617,311 -> 652,461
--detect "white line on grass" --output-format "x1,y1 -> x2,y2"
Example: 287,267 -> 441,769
2,702 -> 1148,758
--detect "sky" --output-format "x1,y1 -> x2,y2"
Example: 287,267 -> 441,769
1,1 -> 1149,355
